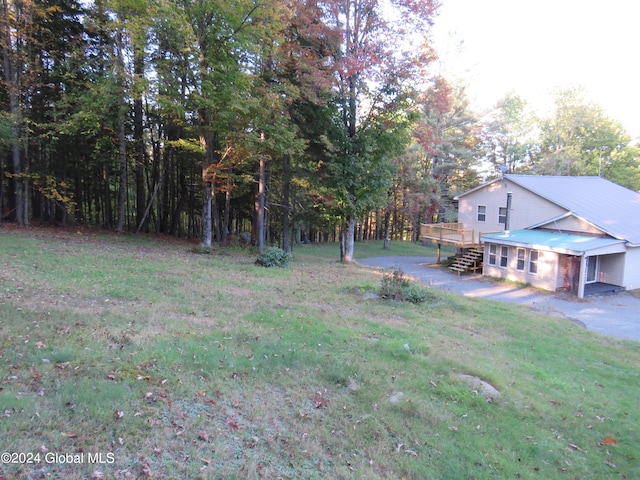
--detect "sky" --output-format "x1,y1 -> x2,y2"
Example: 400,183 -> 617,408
430,0 -> 640,139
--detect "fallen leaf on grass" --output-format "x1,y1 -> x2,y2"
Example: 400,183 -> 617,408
142,462 -> 153,477
600,436 -> 618,446
225,418 -> 239,431
106,374 -> 116,381
35,341 -> 46,349
198,431 -> 209,442
604,460 -> 617,468
61,432 -> 78,438
113,410 -> 124,421
567,444 -> 584,452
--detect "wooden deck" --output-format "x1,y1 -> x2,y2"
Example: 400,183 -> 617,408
419,222 -> 479,248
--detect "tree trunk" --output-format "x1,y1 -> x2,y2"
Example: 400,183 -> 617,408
282,156 -> 291,253
341,217 -> 356,262
201,179 -> 213,248
115,26 -> 127,232
2,0 -> 27,224
221,177 -> 232,244
255,155 -> 266,253
102,162 -> 112,229
199,127 -> 217,247
134,98 -> 146,230
116,119 -> 127,232
383,208 -> 391,249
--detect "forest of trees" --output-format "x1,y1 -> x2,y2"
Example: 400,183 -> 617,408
2,0 -> 639,259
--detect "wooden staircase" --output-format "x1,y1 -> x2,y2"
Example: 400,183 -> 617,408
449,247 -> 484,275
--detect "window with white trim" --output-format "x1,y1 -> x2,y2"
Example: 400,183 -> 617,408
516,248 -> 526,271
477,205 -> 486,222
488,244 -> 497,265
500,246 -> 509,268
529,250 -> 539,274
498,207 -> 507,225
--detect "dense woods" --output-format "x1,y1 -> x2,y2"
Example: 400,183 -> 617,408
2,0 -> 639,257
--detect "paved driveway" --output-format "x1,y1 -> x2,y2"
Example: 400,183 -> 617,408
358,256 -> 640,342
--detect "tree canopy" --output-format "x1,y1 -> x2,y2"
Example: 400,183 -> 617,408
1,1 -> 638,251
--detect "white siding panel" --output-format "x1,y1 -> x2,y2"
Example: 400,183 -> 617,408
623,247 -> 640,290
599,254 -> 625,286
550,216 -> 604,235
459,178 -> 567,243
482,243 -> 559,291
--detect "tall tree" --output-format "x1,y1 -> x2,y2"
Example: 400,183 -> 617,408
322,0 -> 438,261
535,88 -> 638,186
479,93 -> 538,177
176,0 -> 284,248
1,0 -> 33,224
413,78 -> 479,224
1,0 -> 86,225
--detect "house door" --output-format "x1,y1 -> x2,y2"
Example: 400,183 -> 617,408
586,256 -> 599,283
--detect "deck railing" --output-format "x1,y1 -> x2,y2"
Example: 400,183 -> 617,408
419,222 -> 478,247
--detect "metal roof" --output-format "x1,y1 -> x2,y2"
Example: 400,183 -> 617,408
464,175 -> 640,245
481,229 -> 627,255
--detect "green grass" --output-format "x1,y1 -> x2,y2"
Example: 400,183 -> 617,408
0,227 -> 638,479
289,238 -> 454,260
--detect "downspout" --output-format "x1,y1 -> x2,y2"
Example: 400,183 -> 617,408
505,192 -> 513,233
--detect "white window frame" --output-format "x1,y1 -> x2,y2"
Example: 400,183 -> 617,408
516,248 -> 526,271
477,205 -> 487,222
498,207 -> 507,225
488,244 -> 497,265
529,250 -> 539,274
499,246 -> 509,268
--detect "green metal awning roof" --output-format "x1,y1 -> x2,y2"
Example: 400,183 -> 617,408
481,229 -> 626,256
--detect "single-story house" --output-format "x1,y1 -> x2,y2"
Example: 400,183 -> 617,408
450,175 -> 640,298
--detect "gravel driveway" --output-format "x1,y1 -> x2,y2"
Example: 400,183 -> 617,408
358,256 -> 640,342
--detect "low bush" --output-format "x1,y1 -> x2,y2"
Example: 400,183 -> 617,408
379,268 -> 431,303
256,246 -> 292,267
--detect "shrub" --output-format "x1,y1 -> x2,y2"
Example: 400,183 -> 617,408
379,268 -> 431,304
256,246 -> 292,268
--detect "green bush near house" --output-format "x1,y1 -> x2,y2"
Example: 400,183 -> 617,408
379,268 -> 433,303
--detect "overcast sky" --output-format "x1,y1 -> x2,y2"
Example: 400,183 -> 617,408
430,0 -> 640,139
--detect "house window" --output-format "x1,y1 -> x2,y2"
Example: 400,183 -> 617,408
500,246 -> 509,268
488,244 -> 497,265
516,248 -> 526,271
498,207 -> 507,225
477,205 -> 486,222
529,250 -> 539,274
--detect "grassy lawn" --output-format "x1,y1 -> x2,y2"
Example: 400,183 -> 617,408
0,226 -> 638,479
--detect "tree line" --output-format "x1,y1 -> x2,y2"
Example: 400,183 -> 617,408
2,0 -> 638,260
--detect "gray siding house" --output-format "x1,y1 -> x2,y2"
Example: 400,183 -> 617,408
455,175 -> 640,298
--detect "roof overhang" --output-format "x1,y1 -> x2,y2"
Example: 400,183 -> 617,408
481,229 -> 627,256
